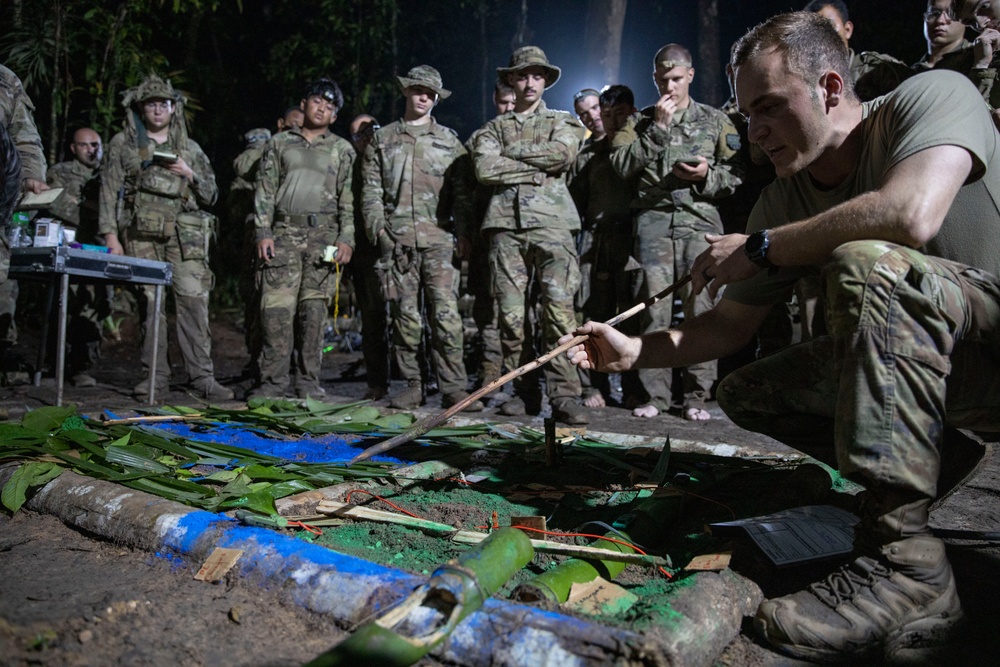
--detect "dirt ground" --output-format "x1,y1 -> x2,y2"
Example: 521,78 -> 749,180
1,307 -> 999,666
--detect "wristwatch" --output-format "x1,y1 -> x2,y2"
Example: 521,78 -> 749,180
744,229 -> 774,269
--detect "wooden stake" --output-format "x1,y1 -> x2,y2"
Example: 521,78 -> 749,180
347,274 -> 693,465
99,413 -> 204,425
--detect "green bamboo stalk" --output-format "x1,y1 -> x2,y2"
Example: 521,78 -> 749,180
304,528 -> 533,667
512,531 -> 636,604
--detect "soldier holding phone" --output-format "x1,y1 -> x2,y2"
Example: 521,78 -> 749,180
609,43 -> 745,421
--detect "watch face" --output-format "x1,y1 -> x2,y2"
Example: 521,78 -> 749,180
747,231 -> 765,253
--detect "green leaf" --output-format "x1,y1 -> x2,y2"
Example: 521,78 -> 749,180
20,406 -> 78,434
2,462 -> 63,512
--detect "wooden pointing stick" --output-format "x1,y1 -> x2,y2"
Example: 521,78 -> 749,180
347,274 -> 693,465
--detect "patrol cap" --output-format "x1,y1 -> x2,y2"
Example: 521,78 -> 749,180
244,128 -> 271,145
497,46 -> 561,88
301,78 -> 345,110
397,65 -> 451,99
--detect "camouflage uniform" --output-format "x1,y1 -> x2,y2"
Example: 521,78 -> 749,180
350,154 -> 388,395
98,76 -> 222,394
229,131 -> 270,375
0,65 -> 46,346
463,130 -> 502,387
718,71 -> 1000,506
610,102 -> 743,411
362,117 -> 470,399
567,134 -> 643,402
253,128 -> 354,397
46,159 -> 108,377
472,100 -> 585,407
849,49 -> 912,102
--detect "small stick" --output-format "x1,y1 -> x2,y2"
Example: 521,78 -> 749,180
99,414 -> 204,425
348,274 -> 693,465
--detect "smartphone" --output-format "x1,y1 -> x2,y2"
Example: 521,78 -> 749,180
676,156 -> 702,166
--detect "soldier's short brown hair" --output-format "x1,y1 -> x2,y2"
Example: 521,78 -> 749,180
731,11 -> 857,101
653,44 -> 692,68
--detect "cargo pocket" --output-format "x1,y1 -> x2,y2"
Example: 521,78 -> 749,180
175,211 -> 216,262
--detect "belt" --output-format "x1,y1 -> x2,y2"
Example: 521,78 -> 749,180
275,212 -> 333,228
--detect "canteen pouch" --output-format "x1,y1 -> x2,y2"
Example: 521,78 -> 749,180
176,210 -> 216,261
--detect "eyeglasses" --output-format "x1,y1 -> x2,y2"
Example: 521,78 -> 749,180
924,7 -> 956,22
350,124 -> 380,142
142,101 -> 172,111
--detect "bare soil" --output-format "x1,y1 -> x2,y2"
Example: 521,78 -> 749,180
1,308 -> 999,666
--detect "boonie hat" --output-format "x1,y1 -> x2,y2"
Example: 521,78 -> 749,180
497,46 -> 561,88
397,65 -> 451,99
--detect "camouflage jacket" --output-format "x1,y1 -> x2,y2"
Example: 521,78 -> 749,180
0,65 -> 45,183
362,118 -> 470,248
46,160 -> 100,231
850,49 -> 912,102
567,135 -> 635,233
472,100 -> 585,232
98,130 -> 218,237
609,100 -> 744,236
253,128 -> 355,246
231,143 -> 265,194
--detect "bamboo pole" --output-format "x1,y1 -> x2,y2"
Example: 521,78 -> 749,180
348,274 -> 692,465
98,414 -> 204,425
315,499 -> 668,567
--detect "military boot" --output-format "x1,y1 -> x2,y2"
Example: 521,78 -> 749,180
441,391 -> 484,413
551,397 -> 590,425
755,493 -> 963,663
390,381 -> 423,410
133,376 -> 169,398
192,377 -> 235,401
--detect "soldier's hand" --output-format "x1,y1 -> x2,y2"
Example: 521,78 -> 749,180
456,236 -> 472,261
334,242 -> 353,265
257,238 -> 276,262
168,157 -> 196,183
559,322 -> 640,373
974,29 -> 1000,68
692,232 -> 759,300
104,233 -> 125,256
654,94 -> 677,131
23,178 -> 49,194
672,157 -> 708,182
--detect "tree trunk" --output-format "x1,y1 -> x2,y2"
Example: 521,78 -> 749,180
697,0 -> 722,105
49,0 -> 64,166
584,0 -> 627,87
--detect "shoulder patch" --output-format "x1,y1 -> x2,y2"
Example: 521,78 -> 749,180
726,133 -> 742,151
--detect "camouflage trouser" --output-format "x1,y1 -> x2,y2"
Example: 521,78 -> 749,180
468,231 -> 502,376
0,275 -> 16,345
351,246 -> 388,391
239,214 -> 262,370
127,234 -> 215,384
634,210 -> 718,410
384,244 -> 467,395
258,226 -> 338,395
583,225 -> 642,401
718,241 -> 1000,499
489,227 -> 582,402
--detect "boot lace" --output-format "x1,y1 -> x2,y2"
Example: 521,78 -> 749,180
809,556 -> 893,608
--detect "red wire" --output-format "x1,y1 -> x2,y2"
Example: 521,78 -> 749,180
344,489 -> 423,519
286,520 -> 322,535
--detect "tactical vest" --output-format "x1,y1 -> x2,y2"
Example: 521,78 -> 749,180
130,142 -> 188,240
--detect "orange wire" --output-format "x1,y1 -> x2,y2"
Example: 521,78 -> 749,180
286,520 -> 322,536
344,489 -> 422,519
